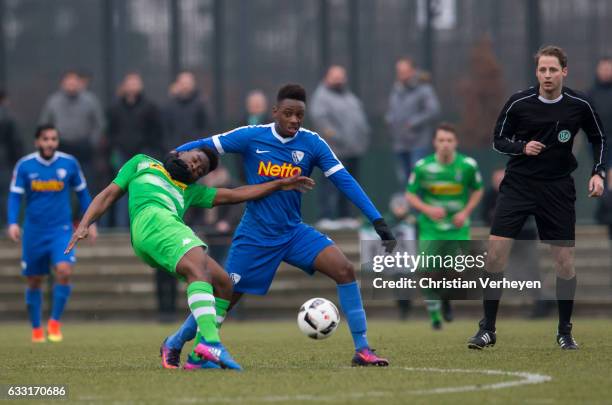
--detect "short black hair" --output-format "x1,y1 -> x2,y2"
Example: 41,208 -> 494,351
35,124 -> 57,139
277,84 -> 306,104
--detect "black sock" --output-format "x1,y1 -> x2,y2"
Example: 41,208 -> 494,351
482,271 -> 504,331
556,276 -> 577,333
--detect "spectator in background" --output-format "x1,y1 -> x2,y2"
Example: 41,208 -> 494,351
163,71 -> 208,151
588,58 -> 612,280
588,57 -> 612,184
39,70 -> 105,182
311,65 -> 370,230
234,90 -> 272,183
245,90 -> 270,125
106,72 -> 163,227
386,57 -> 440,185
0,90 -> 22,228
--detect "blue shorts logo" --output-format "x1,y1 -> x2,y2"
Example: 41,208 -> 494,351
558,130 -> 571,143
229,273 -> 241,285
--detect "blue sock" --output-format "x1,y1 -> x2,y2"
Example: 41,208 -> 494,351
337,281 -> 369,350
25,288 -> 42,328
50,284 -> 72,321
167,315 -> 198,350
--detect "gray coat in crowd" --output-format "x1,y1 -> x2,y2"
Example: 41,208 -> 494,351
310,84 -> 370,159
39,90 -> 105,144
385,79 -> 440,152
163,90 -> 208,150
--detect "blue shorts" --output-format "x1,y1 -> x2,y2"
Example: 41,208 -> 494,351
225,223 -> 334,295
21,225 -> 76,276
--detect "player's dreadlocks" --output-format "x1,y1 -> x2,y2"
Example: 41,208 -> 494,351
163,148 -> 218,184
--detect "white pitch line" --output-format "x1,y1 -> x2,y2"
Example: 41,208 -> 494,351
171,367 -> 552,404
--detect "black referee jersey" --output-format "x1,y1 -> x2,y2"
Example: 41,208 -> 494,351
492,86 -> 607,180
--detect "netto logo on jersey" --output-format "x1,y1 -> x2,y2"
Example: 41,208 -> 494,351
258,161 -> 302,178
558,130 -> 571,143
31,179 -> 64,192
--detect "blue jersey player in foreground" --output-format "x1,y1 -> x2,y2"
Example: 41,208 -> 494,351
161,84 -> 396,368
7,125 -> 96,343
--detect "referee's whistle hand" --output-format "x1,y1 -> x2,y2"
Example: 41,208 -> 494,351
524,141 -> 546,156
588,175 -> 604,198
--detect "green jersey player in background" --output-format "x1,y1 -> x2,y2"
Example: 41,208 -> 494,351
65,150 -> 313,370
406,123 -> 483,329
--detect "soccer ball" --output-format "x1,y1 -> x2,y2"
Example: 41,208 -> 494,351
297,298 -> 340,339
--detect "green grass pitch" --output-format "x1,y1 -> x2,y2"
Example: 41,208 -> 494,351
1,319 -> 611,404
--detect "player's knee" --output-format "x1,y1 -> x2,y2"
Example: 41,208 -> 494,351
553,250 -> 575,279
554,259 -> 575,279
55,264 -> 72,283
334,261 -> 356,284
486,249 -> 507,273
181,265 -> 208,284
214,271 -> 233,300
26,276 -> 43,289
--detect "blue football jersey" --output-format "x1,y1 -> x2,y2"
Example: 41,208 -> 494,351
181,124 -> 345,238
10,152 -> 88,229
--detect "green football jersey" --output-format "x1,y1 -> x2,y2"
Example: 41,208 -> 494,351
112,154 -> 217,223
406,153 -> 482,240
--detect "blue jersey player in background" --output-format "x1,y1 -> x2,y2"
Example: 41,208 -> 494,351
161,84 -> 396,368
7,124 -> 97,343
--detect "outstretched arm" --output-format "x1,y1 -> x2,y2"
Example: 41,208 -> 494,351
213,176 -> 315,206
65,183 -> 125,253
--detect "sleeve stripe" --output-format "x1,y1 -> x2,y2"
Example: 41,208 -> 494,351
74,182 -> 87,192
314,133 -> 345,176
10,186 -> 24,194
212,135 -> 225,155
324,163 -> 344,177
564,92 -> 605,168
494,93 -> 537,156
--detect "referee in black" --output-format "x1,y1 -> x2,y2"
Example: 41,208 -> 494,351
468,45 -> 607,350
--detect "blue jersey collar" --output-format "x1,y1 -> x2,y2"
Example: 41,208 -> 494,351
270,123 -> 299,144
35,152 -> 59,166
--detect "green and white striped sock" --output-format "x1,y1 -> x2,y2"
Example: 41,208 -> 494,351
186,281 -> 219,343
215,297 -> 230,328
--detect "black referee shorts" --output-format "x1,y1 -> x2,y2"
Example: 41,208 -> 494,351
490,173 -> 576,244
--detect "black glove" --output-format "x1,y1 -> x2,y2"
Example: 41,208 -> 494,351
373,218 -> 397,254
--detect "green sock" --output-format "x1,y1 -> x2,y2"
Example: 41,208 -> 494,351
425,300 -> 442,323
187,281 -> 219,343
215,297 -> 230,328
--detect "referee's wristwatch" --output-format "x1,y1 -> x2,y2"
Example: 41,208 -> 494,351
593,169 -> 606,180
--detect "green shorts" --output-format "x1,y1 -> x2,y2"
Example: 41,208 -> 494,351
130,206 -> 207,280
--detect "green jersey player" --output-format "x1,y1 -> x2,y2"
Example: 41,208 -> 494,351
65,150 -> 313,369
406,123 -> 483,328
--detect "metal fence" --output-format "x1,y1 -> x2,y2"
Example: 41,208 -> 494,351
1,0 -> 611,221
2,0 -> 612,135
